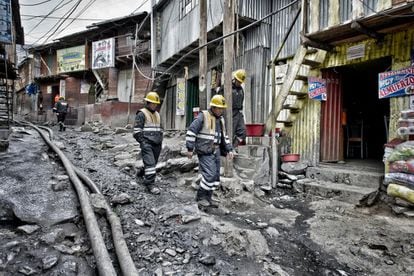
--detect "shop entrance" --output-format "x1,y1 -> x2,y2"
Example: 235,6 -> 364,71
340,57 -> 391,160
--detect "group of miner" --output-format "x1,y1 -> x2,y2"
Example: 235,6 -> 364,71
133,69 -> 247,208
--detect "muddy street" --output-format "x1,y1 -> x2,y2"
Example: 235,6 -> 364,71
1,124 -> 414,276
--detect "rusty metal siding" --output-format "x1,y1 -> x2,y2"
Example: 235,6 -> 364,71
340,0 -> 352,22
291,98 -> 321,166
270,0 -> 301,59
319,70 -> 343,162
319,0 -> 329,29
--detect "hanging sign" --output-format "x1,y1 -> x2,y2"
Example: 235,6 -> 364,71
347,43 -> 365,60
176,78 -> 186,116
379,66 -> 414,99
92,38 -> 115,69
308,77 -> 327,101
57,45 -> 86,73
0,0 -> 12,44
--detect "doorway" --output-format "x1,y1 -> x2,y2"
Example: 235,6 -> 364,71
340,57 -> 391,160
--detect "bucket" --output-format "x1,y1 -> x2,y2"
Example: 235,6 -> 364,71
281,153 -> 300,162
245,123 -> 265,137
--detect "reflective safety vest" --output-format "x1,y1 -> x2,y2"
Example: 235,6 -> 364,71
140,108 -> 163,144
193,110 -> 229,154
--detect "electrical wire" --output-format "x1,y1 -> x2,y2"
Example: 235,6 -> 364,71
155,0 -> 299,80
20,0 -> 54,6
131,0 -> 150,14
358,0 -> 414,18
25,0 -> 73,35
22,14 -> 104,21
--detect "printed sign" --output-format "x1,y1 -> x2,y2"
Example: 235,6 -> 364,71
57,45 -> 86,73
347,44 -> 365,60
92,38 -> 115,69
176,78 -> 186,116
308,77 -> 327,101
0,0 -> 12,44
379,66 -> 414,99
59,79 -> 65,98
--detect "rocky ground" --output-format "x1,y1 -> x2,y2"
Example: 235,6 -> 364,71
0,122 -> 414,275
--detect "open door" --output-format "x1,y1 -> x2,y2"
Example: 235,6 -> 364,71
320,69 -> 343,162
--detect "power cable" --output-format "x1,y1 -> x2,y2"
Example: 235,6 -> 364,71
131,0 -> 150,14
22,14 -> 104,21
155,0 -> 299,80
20,0 -> 54,6
26,0 -> 73,35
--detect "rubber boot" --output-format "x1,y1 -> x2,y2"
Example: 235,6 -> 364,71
206,190 -> 218,208
196,188 -> 211,207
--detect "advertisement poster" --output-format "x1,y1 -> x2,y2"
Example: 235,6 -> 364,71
308,77 -> 327,101
379,66 -> 414,99
0,0 -> 12,44
92,38 -> 115,69
57,45 -> 86,73
176,78 -> 186,116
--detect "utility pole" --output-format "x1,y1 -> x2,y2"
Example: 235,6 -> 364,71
223,0 -> 235,177
199,0 -> 207,110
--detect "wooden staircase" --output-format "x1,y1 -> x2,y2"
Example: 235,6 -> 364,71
268,45 -> 326,132
92,69 -> 109,102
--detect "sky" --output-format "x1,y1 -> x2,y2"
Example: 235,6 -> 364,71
19,0 -> 151,46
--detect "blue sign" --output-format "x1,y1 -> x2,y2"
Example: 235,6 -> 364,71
379,66 -> 414,99
308,77 -> 327,101
0,0 -> 12,44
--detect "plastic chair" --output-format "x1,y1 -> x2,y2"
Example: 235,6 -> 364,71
347,121 -> 364,158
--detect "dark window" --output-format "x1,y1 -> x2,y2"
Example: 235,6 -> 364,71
179,0 -> 199,20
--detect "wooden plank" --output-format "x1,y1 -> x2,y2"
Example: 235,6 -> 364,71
302,58 -> 322,68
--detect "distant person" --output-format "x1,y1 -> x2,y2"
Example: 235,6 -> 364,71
186,95 -> 234,208
133,92 -> 163,195
53,96 -> 69,131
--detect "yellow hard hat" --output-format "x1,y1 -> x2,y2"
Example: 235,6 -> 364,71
59,96 -> 65,100
210,94 -> 227,108
144,91 -> 161,104
233,69 -> 246,83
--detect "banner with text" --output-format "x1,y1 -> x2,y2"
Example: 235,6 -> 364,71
308,77 -> 327,101
57,45 -> 86,73
379,66 -> 414,99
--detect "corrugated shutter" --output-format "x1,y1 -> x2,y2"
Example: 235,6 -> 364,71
320,69 -> 343,162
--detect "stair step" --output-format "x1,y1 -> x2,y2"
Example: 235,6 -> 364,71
289,90 -> 308,98
276,120 -> 293,126
302,58 -> 322,68
295,179 -> 377,204
306,48 -> 318,55
282,104 -> 300,113
306,165 -> 383,189
295,75 -> 308,82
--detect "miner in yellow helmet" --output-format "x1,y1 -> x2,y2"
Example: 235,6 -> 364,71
232,69 -> 247,148
186,94 -> 234,208
133,91 -> 163,195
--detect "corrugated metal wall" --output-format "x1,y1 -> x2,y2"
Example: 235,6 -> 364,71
319,70 -> 343,162
270,0 -> 301,59
363,0 -> 377,15
238,0 -> 272,20
319,0 -> 329,29
340,0 -> 352,22
236,47 -> 270,123
291,97 -> 321,166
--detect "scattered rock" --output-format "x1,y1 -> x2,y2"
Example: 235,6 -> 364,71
111,193 -> 131,205
18,266 -> 37,275
90,194 -> 108,215
162,261 -> 172,267
260,185 -> 272,192
266,227 -> 280,238
134,219 -> 145,226
199,255 -> 216,266
154,267 -> 163,276
114,127 -> 129,134
281,161 -> 308,175
42,255 -> 59,270
165,248 -> 177,257
54,175 -> 69,181
256,222 -> 268,229
51,181 -> 69,191
384,259 -> 395,265
276,183 -> 292,189
80,124 -> 93,132
17,224 -> 40,234
241,180 -> 255,192
54,141 -> 66,149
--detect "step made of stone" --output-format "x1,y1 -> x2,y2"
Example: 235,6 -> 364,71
306,166 -> 383,189
296,180 -> 377,205
234,156 -> 263,170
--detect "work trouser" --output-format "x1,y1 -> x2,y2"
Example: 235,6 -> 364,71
57,113 -> 66,131
198,148 -> 221,191
141,142 -> 162,186
233,110 -> 246,147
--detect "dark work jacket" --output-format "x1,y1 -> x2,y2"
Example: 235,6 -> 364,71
133,107 -> 163,145
54,100 -> 68,113
186,110 -> 232,155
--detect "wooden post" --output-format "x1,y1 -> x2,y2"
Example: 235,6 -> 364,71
223,0 -> 235,177
199,0 -> 208,110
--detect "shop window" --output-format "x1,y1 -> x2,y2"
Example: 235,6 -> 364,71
179,0 -> 199,20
